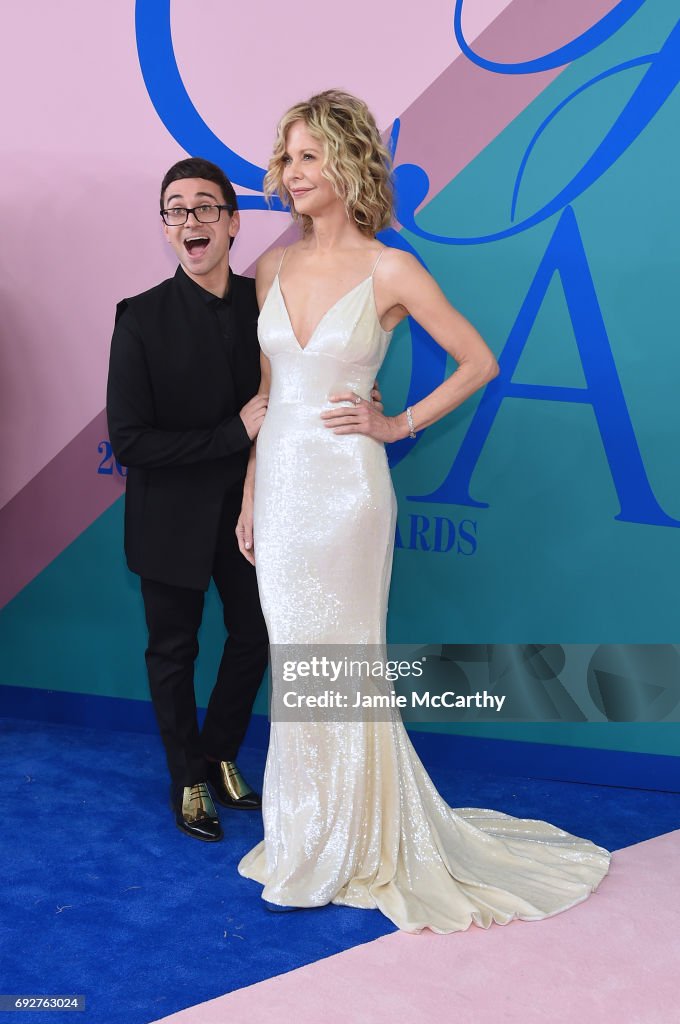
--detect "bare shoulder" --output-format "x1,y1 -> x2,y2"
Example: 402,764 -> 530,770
256,245 -> 285,281
255,246 -> 286,305
375,246 -> 423,281
374,247 -> 432,299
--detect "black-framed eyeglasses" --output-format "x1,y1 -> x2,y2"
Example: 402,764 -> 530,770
160,203 -> 233,226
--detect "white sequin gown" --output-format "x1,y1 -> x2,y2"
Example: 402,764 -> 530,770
237,252 -> 610,933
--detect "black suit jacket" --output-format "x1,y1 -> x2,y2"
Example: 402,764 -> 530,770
106,266 -> 260,589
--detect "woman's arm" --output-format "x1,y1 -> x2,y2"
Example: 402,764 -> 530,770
236,257 -> 276,564
322,249 -> 499,440
236,445 -> 258,565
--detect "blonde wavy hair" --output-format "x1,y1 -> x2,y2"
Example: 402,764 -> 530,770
264,89 -> 394,237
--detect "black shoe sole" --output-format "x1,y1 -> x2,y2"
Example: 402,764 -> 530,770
174,819 -> 223,842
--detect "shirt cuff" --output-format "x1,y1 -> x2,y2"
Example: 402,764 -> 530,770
218,414 -> 252,455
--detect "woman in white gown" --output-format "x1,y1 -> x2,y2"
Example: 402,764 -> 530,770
236,90 -> 610,933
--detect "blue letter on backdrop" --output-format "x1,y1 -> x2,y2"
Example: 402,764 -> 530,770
412,206 -> 680,528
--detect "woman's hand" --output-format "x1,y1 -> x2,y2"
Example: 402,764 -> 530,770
236,491 -> 255,565
239,393 -> 269,440
321,393 -> 407,443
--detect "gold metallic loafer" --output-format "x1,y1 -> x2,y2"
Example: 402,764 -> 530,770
206,760 -> 261,810
171,781 -> 223,841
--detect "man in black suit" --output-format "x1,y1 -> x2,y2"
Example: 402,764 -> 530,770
106,158 -> 269,842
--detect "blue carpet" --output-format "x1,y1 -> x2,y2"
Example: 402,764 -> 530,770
1,717 -> 678,1024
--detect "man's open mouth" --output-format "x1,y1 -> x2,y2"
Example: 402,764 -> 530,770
184,236 -> 210,257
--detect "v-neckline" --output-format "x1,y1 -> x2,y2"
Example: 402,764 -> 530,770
275,273 -> 373,353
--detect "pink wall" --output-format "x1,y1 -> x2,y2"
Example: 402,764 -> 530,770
0,0 -> 514,509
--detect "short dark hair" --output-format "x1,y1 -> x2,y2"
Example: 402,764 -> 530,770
160,157 -> 237,212
160,157 -> 238,248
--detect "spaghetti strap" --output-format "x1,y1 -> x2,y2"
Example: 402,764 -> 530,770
370,247 -> 387,277
276,247 -> 288,276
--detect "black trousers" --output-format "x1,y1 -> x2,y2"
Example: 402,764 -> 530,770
140,491 -> 268,789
